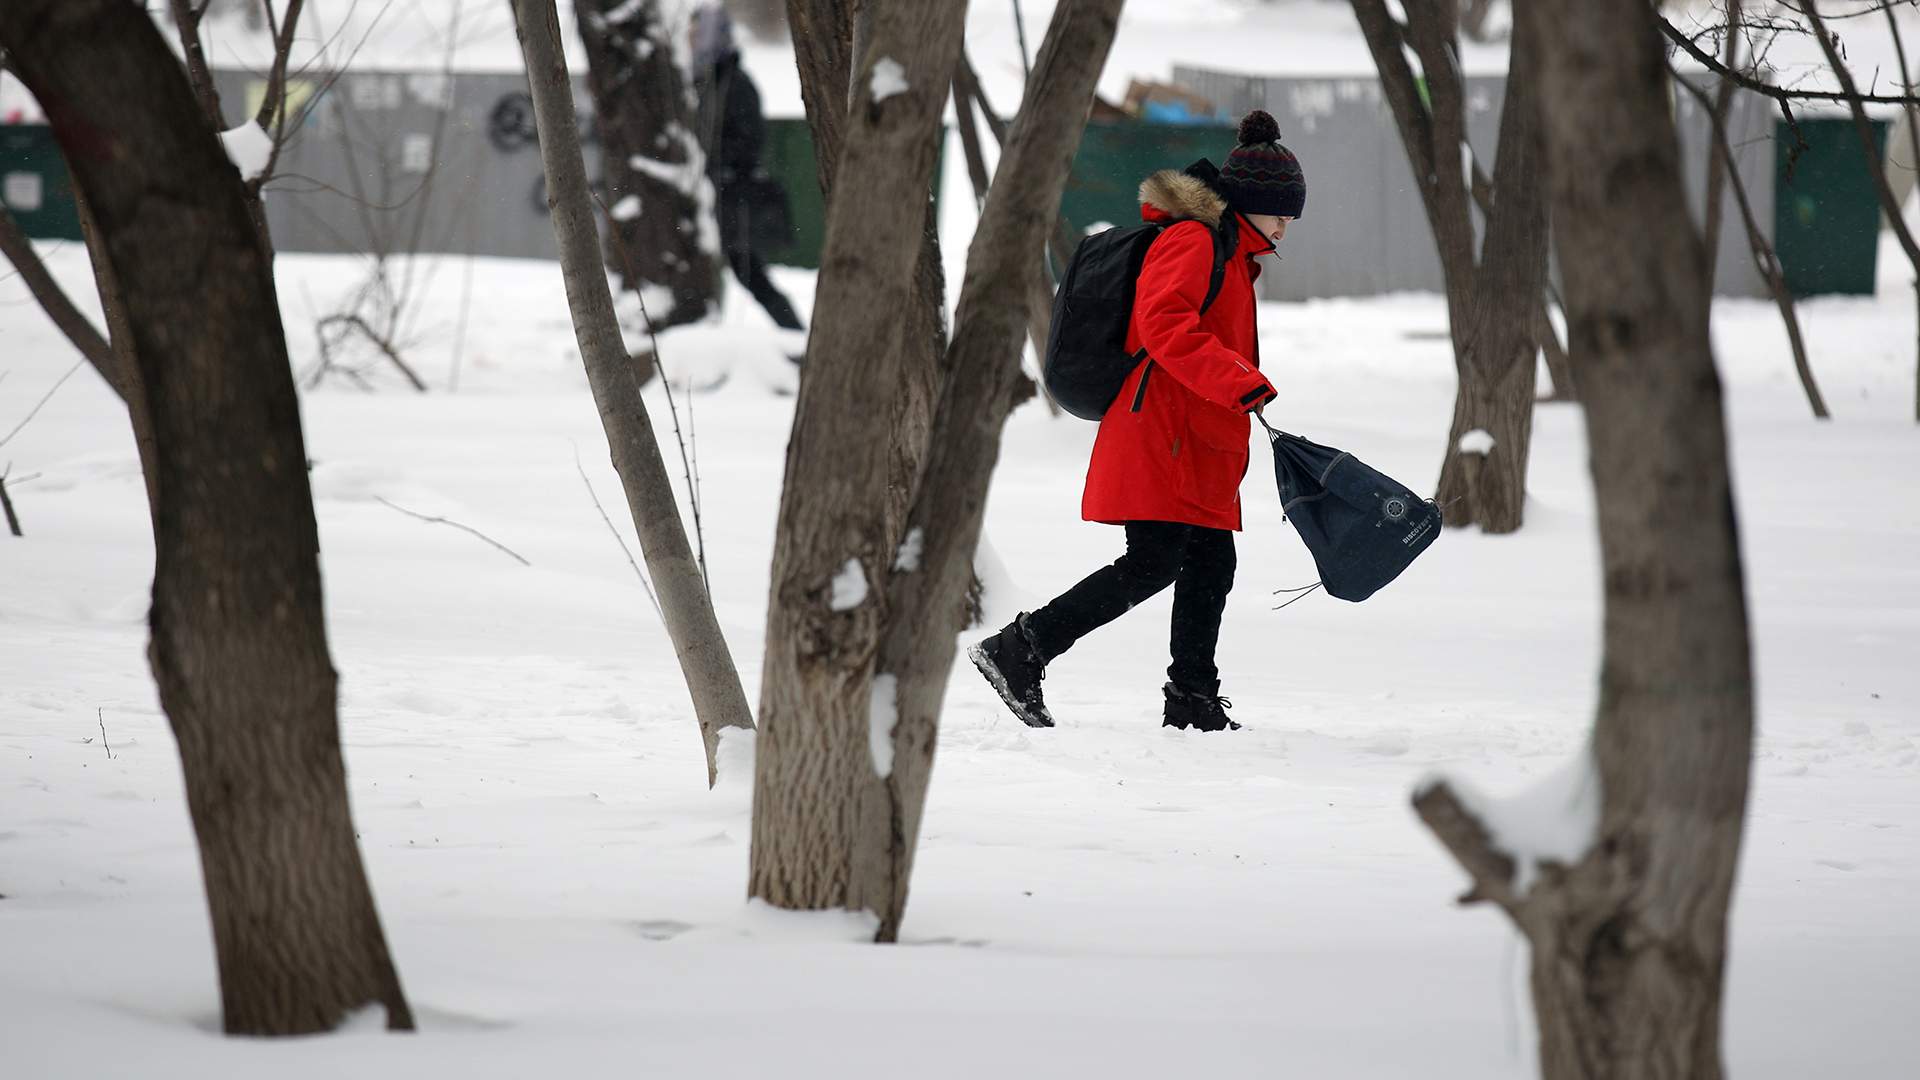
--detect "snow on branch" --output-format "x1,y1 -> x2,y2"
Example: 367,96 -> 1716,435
870,57 -> 909,103
219,120 -> 275,182
1413,748 -> 1601,909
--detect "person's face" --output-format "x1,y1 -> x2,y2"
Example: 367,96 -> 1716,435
1244,212 -> 1292,248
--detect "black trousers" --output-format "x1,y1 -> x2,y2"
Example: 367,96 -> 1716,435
1023,521 -> 1237,693
718,185 -> 804,331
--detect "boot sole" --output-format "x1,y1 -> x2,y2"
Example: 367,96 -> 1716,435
967,644 -> 1054,729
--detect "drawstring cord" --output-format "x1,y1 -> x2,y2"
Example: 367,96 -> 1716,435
1271,581 -> 1323,611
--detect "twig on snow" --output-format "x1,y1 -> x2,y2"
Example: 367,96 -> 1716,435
96,708 -> 113,760
373,495 -> 531,566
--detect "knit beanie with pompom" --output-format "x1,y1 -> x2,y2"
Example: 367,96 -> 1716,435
1217,109 -> 1305,219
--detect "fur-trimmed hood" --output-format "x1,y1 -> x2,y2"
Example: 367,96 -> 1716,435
1138,170 -> 1226,228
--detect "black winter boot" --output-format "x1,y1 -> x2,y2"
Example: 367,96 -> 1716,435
1162,681 -> 1240,732
968,613 -> 1054,728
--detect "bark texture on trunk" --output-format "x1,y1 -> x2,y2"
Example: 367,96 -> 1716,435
784,0 -> 950,546
0,0 -> 413,1036
748,0 -> 968,918
1352,0 -> 1548,534
1417,3 -> 1755,1076
511,0 -> 755,785
864,0 -> 1126,941
72,185 -> 162,517
576,0 -> 719,329
1432,27 -> 1547,533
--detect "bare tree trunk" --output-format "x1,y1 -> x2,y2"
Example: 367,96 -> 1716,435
784,0 -> 950,552
1699,1 -> 1742,287
864,0 -> 1126,941
1354,0 -> 1548,534
1806,1 -> 1920,422
1418,2 -> 1755,1075
511,0 -> 755,785
576,0 -> 721,330
0,0 -> 414,1035
1432,28 -> 1547,533
748,0 -> 968,922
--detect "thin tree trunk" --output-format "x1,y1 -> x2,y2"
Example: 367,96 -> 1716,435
953,54 -> 1065,413
1354,0 -> 1546,533
0,0 -> 414,1035
1805,2 -> 1920,422
1700,1 -> 1742,287
511,0 -> 755,785
865,0 -> 1127,941
748,0 -> 968,920
784,0 -> 950,554
576,0 -> 720,329
1419,2 -> 1755,1076
1674,69 -> 1830,420
1433,22 -> 1548,534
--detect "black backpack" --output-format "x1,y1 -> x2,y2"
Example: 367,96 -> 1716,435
1043,206 -> 1234,421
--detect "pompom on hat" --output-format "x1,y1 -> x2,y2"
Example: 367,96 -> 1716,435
1217,110 -> 1305,219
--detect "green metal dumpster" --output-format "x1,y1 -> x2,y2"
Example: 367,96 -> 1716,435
0,125 -> 83,241
1059,121 -> 1238,236
758,118 -> 945,270
1775,115 -> 1891,297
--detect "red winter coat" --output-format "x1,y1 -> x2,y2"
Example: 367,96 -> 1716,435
1081,170 -> 1278,531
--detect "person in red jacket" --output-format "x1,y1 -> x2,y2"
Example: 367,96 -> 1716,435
971,111 -> 1304,733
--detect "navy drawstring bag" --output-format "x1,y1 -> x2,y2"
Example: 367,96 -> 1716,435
1258,416 -> 1441,602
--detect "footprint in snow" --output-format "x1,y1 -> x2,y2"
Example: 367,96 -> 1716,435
635,919 -> 695,941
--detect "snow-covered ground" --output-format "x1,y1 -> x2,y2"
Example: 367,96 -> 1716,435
3,217 -> 1916,1075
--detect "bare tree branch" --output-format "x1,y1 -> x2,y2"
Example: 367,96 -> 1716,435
0,360 -> 83,451
1673,54 -> 1830,419
1658,10 -> 1920,105
574,446 -> 664,621
167,0 -> 225,128
373,495 -> 531,566
1805,0 -> 1920,421
0,204 -> 121,398
1410,778 -> 1520,912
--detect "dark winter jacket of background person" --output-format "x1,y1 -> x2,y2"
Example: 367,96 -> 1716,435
690,6 -> 803,332
1082,171 -> 1280,532
695,49 -> 766,185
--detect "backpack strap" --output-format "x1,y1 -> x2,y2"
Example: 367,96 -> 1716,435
1198,214 -> 1237,315
1148,215 -> 1236,317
